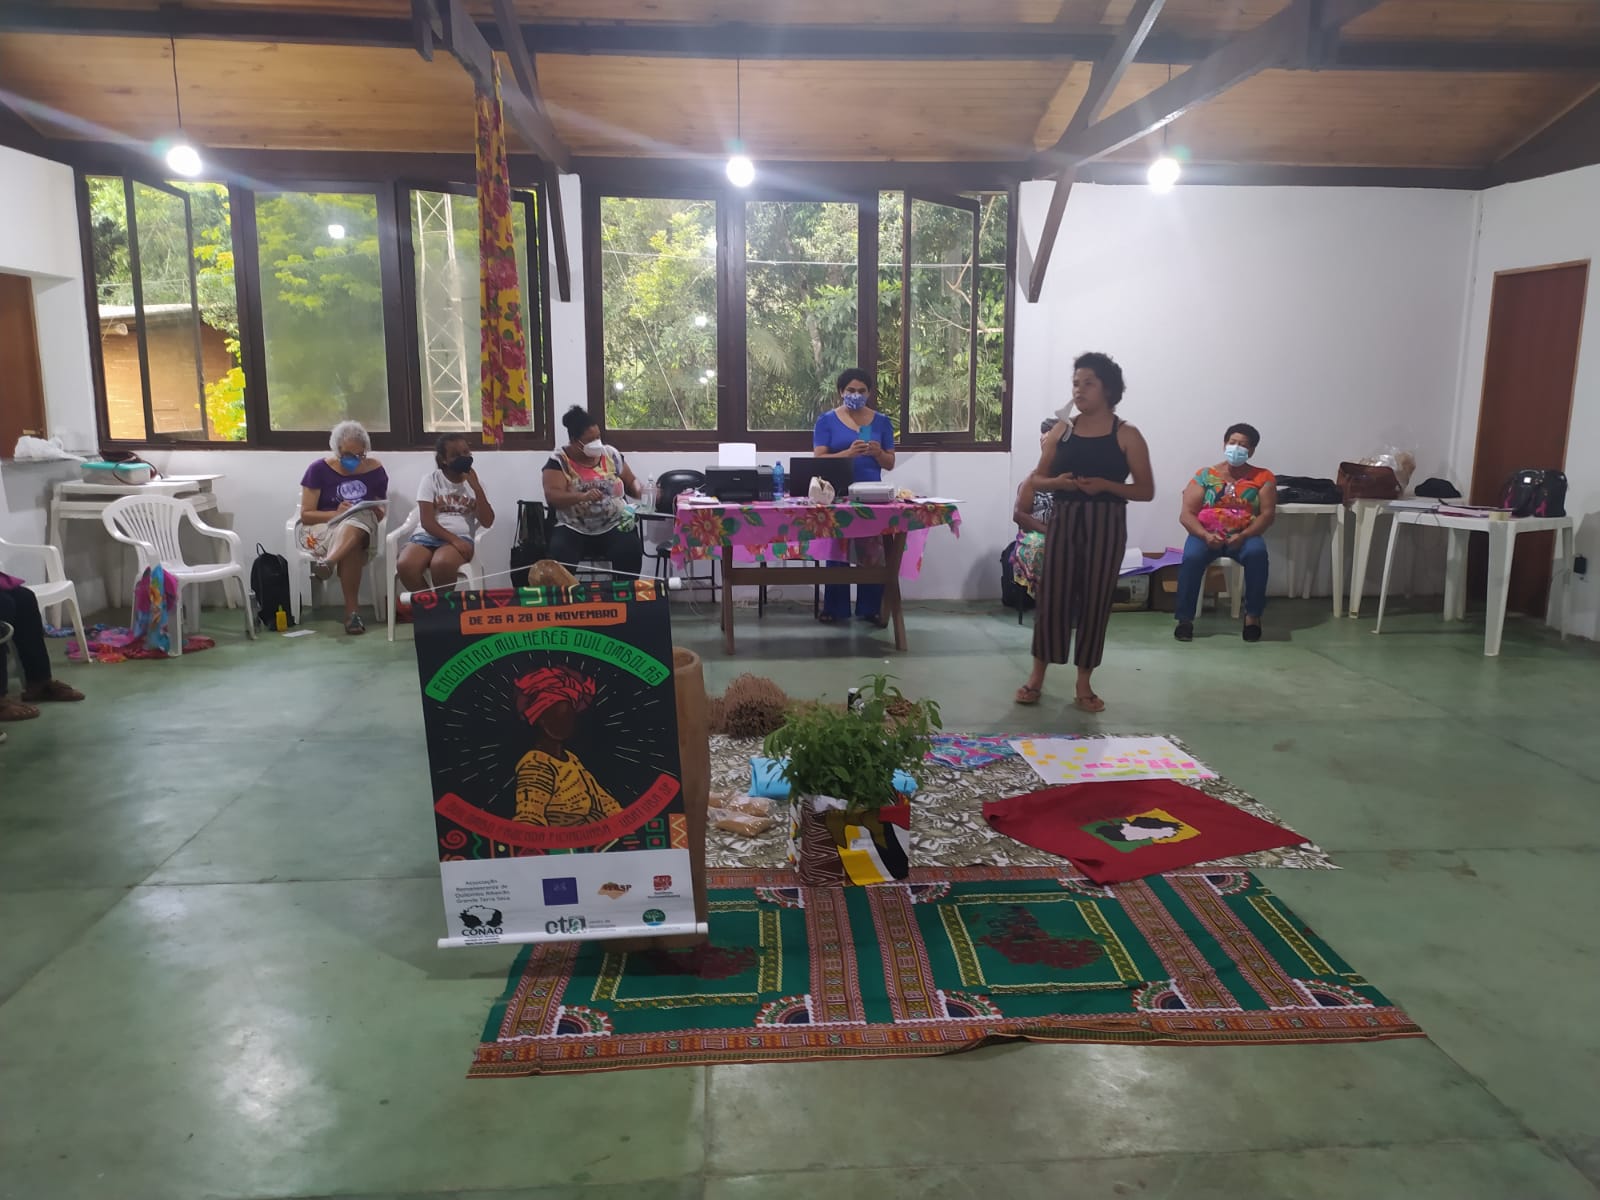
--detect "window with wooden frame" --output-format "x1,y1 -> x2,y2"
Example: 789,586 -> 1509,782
585,184 -> 1012,452
83,174 -> 241,444
79,168 -> 553,450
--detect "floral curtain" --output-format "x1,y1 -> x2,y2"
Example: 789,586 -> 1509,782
474,59 -> 531,445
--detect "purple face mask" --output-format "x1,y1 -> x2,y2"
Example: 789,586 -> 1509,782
842,391 -> 868,411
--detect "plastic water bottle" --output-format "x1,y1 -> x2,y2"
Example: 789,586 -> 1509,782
771,461 -> 785,502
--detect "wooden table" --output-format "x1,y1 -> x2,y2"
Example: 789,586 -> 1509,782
1373,506 -> 1575,656
667,499 -> 962,655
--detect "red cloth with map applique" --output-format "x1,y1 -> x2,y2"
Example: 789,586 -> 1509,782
982,780 -> 1307,885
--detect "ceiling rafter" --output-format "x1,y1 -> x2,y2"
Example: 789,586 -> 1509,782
1026,0 -> 1168,302
416,0 -> 571,300
0,6 -> 1597,72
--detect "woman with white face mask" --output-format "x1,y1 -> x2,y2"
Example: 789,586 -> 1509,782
1174,423 -> 1277,643
542,406 -> 644,578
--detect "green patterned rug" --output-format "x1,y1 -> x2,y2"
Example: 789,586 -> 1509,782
471,866 -> 1418,1076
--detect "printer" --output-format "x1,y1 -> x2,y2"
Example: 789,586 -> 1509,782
704,465 -> 773,503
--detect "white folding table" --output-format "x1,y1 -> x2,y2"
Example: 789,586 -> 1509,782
1274,502 -> 1346,617
1373,506 -> 1575,657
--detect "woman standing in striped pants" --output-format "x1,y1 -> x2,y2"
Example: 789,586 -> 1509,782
1015,352 -> 1154,713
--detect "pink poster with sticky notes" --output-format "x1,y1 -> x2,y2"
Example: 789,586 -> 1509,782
1008,737 -> 1218,786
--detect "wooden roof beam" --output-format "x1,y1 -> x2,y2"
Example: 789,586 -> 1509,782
420,0 -> 572,300
2,7 -> 1598,72
1035,0 -> 1385,173
1026,0 -> 1167,302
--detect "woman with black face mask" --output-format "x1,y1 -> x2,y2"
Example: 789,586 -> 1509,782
396,433 -> 495,606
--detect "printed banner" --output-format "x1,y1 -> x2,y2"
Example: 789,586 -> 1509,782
1009,736 -> 1218,786
412,582 -> 696,948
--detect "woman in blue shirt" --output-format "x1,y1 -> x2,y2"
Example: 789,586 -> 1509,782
811,368 -> 897,625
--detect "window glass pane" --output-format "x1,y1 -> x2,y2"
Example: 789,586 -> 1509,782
256,192 -> 389,433
600,197 -> 717,431
975,193 -> 1009,444
875,192 -> 903,420
744,201 -> 857,432
131,182 -> 206,437
411,189 -> 535,434
176,182 -> 246,442
87,176 -> 147,441
906,198 -> 975,435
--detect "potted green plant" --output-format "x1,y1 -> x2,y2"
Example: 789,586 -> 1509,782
763,675 -> 942,886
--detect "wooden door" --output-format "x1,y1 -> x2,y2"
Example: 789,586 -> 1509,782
1468,261 -> 1587,615
0,272 -> 48,455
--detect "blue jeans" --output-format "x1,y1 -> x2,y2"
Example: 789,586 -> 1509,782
1176,534 -> 1269,621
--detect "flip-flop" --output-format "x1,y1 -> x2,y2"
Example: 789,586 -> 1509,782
1014,684 -> 1042,706
1074,692 -> 1106,714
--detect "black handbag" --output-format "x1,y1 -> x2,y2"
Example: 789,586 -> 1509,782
508,500 -> 550,589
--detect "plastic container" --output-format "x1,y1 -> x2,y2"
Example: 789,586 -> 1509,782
81,460 -> 152,485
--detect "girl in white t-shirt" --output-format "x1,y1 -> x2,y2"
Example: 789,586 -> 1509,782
396,434 -> 496,605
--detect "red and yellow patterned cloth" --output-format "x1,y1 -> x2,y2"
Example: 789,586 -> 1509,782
474,59 -> 531,445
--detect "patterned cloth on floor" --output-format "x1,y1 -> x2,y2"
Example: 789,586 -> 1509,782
64,567 -> 214,662
926,733 -> 1030,770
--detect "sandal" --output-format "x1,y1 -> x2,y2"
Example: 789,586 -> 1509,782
311,559 -> 334,581
344,613 -> 366,635
0,698 -> 41,722
1074,691 -> 1106,714
21,679 -> 84,703
1014,684 -> 1043,706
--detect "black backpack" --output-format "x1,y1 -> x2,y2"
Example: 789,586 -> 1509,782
250,543 -> 295,628
1000,541 -> 1035,620
508,500 -> 551,590
1498,469 -> 1567,518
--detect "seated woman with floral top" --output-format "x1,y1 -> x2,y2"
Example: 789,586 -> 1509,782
542,406 -> 643,578
1010,418 -> 1060,600
1174,423 -> 1276,643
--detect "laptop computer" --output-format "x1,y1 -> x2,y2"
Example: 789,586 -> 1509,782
785,456 -> 855,500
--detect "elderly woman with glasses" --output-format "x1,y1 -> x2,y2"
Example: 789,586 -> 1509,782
299,419 -> 389,635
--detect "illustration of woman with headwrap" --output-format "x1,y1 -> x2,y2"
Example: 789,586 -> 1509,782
512,666 -> 622,827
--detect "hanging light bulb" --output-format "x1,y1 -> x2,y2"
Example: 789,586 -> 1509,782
725,58 -> 755,188
162,35 -> 204,178
1147,156 -> 1181,192
165,142 -> 203,177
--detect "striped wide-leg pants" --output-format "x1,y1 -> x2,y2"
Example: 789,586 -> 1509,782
1031,500 -> 1127,670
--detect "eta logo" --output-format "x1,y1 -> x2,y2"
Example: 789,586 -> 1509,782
545,916 -> 588,935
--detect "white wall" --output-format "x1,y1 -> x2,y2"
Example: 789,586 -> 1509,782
0,146 -> 107,607
1015,181 -> 1477,597
2,154 -> 1481,610
1450,164 -> 1600,641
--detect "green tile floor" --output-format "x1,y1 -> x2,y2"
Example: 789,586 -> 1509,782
2,595 -> 1599,1200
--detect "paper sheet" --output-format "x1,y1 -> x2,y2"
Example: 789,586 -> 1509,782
1010,736 -> 1218,785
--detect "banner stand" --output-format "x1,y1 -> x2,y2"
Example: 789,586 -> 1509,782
413,583 -> 707,949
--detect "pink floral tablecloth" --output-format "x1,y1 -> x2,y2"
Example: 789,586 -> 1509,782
668,500 -> 962,581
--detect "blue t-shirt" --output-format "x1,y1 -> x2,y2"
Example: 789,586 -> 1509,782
812,410 -> 895,483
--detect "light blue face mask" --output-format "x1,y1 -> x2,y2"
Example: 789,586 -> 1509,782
1224,444 -> 1251,467
339,453 -> 362,471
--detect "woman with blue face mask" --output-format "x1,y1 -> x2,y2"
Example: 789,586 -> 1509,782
1174,423 -> 1277,643
811,367 -> 896,626
299,419 -> 389,635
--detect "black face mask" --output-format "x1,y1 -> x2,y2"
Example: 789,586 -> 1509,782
448,455 -> 474,474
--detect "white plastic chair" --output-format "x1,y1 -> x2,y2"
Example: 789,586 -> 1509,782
384,508 -> 490,642
0,535 -> 93,666
101,495 -> 256,656
285,498 -> 389,625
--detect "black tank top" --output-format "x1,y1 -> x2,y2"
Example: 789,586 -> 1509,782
1052,417 -> 1130,504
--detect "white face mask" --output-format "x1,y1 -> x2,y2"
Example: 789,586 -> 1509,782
1055,399 -> 1077,423
583,439 -> 605,457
